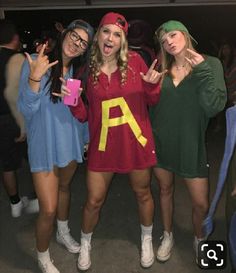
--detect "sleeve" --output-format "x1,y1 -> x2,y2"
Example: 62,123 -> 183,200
4,54 -> 26,134
137,53 -> 161,106
193,57 -> 227,117
69,96 -> 88,122
17,56 -> 44,121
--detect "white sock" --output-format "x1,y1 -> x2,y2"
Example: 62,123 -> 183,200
57,219 -> 69,234
81,230 -> 93,244
37,249 -> 51,263
141,224 -> 153,240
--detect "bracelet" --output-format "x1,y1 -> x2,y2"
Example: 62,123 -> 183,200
29,76 -> 41,82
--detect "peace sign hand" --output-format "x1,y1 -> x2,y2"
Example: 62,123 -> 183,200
140,59 -> 166,84
25,44 -> 58,81
185,48 -> 204,67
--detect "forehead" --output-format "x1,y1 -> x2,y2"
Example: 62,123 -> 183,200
101,24 -> 122,33
72,28 -> 88,39
161,30 -> 183,41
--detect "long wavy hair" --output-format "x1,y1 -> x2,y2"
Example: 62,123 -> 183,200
90,26 -> 129,86
46,20 -> 94,103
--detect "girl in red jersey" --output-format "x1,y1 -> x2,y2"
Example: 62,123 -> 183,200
69,12 -> 163,270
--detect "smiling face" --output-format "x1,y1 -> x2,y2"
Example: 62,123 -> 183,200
161,30 -> 187,56
62,27 -> 89,59
97,24 -> 122,59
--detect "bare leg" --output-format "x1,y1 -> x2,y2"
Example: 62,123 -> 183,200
153,167 -> 174,232
3,171 -> 18,196
82,171 -> 113,233
57,160 -> 77,220
129,168 -> 154,226
33,169 -> 59,252
184,177 -> 208,238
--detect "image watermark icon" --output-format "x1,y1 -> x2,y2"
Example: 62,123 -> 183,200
198,241 -> 227,269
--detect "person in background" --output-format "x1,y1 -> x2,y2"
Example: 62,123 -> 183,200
69,12 -> 163,271
0,19 -> 38,217
127,19 -> 156,67
18,19 -> 94,273
150,20 -> 226,263
213,41 -> 236,132
218,41 -> 236,106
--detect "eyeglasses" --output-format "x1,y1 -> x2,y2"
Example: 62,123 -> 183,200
69,30 -> 89,50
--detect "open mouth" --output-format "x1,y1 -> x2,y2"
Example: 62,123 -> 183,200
103,43 -> 113,54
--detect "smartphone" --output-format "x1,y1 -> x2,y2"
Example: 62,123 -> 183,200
63,79 -> 81,106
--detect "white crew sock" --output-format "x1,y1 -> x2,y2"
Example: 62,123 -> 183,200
37,249 -> 51,263
81,230 -> 93,244
57,219 -> 70,234
141,224 -> 153,240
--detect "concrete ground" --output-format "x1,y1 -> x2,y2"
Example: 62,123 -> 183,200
0,124 -> 231,273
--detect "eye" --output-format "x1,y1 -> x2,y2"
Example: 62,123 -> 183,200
114,32 -> 121,38
102,28 -> 109,34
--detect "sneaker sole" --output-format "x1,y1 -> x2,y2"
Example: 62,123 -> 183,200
77,261 -> 91,271
56,235 -> 80,254
141,256 -> 155,268
156,252 -> 171,262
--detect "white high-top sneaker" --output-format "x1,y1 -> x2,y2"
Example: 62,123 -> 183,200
38,259 -> 60,273
140,235 -> 154,268
10,196 -> 29,217
56,230 -> 80,253
156,231 -> 174,262
77,238 -> 91,271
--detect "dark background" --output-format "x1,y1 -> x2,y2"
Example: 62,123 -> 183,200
4,4 -> 236,54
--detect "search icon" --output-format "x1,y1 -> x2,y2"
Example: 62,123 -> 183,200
207,249 -> 218,261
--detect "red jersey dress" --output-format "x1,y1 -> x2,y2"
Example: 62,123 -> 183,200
71,51 -> 160,173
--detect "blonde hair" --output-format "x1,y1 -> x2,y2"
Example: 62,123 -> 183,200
90,26 -> 129,86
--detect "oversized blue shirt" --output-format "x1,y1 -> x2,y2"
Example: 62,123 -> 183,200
18,57 -> 89,172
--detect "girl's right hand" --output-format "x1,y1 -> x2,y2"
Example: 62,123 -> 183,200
25,44 -> 58,81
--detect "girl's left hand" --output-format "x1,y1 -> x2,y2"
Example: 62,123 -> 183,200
140,59 -> 166,84
185,48 -> 204,67
52,77 -> 83,98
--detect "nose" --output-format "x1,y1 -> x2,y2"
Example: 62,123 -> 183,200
108,33 -> 113,41
166,37 -> 172,45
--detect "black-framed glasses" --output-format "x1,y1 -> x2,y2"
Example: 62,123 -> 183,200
69,30 -> 89,50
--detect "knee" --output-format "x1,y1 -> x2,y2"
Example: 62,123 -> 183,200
85,196 -> 104,213
134,187 -> 153,204
159,183 -> 173,197
193,201 -> 209,215
58,183 -> 70,193
40,206 -> 57,221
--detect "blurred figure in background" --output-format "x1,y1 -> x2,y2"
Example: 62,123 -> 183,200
0,19 -> 38,217
128,19 -> 156,67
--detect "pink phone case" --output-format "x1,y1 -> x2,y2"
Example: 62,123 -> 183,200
63,79 -> 81,106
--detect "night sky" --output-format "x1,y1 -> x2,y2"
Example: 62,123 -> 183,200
4,4 -> 236,54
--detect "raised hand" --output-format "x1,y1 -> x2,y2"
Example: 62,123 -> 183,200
140,59 -> 166,84
185,48 -> 204,67
25,44 -> 58,82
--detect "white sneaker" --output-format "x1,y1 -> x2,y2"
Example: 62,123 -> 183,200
140,235 -> 154,268
156,231 -> 174,262
38,259 -> 60,273
56,231 -> 80,253
77,239 -> 91,271
25,198 -> 39,214
10,196 -> 29,217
